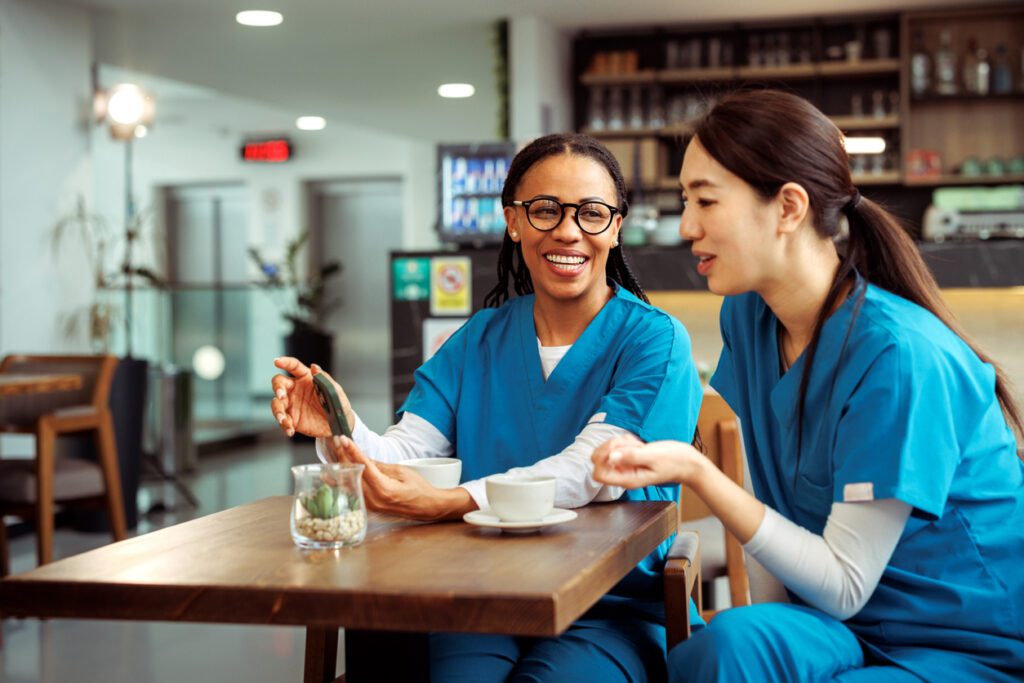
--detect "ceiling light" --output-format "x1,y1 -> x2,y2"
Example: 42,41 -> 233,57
296,116 -> 326,131
236,10 -> 283,27
134,125 -> 148,138
843,136 -> 886,155
438,83 -> 475,99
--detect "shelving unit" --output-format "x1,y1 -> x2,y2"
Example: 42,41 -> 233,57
572,5 -> 1024,229
901,6 -> 1024,192
574,15 -> 905,204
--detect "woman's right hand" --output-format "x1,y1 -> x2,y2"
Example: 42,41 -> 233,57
270,357 -> 354,438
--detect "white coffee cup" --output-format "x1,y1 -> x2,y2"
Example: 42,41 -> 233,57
485,475 -> 556,522
401,457 -> 462,488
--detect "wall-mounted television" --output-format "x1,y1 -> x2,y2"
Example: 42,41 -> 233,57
437,141 -> 516,246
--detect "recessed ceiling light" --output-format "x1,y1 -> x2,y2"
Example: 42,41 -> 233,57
843,136 -> 886,155
438,83 -> 475,99
236,10 -> 283,27
296,116 -> 326,131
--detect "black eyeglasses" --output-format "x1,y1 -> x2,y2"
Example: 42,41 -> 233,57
510,198 -> 619,235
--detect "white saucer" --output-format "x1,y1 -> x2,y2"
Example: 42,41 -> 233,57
463,508 -> 578,534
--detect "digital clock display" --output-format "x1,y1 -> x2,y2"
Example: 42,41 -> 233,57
241,138 -> 292,163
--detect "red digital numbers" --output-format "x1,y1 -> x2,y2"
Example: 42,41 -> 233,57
241,139 -> 291,163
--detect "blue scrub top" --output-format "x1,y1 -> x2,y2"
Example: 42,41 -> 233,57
402,283 -> 703,600
711,276 -> 1024,680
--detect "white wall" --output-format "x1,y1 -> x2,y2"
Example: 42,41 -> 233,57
0,0 -> 94,353
508,16 -> 574,141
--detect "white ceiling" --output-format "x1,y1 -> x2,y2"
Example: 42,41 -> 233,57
64,0 -> 989,142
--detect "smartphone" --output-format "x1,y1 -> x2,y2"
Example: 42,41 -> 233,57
312,373 -> 353,439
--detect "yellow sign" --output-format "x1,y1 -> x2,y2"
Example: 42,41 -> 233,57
430,256 -> 471,316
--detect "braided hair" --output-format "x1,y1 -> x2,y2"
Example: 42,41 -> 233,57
483,133 -> 649,308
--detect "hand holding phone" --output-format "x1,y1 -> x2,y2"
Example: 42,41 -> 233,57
312,373 -> 353,439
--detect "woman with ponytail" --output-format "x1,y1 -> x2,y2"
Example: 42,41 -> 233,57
593,90 -> 1024,682
273,133 -> 703,681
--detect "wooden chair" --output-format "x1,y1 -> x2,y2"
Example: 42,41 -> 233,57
676,392 -> 751,625
0,355 -> 126,575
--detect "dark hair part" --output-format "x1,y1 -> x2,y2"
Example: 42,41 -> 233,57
483,133 -> 649,307
691,89 -> 1023,450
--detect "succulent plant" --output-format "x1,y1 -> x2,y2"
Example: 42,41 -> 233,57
301,484 -> 360,519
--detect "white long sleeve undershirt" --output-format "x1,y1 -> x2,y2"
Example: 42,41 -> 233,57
316,339 -> 627,510
743,498 -> 912,620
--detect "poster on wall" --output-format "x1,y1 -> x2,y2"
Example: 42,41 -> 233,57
392,257 -> 431,301
430,256 -> 471,316
422,318 -> 469,363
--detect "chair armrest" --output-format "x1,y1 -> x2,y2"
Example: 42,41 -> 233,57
664,530 -> 702,650
667,529 -> 699,563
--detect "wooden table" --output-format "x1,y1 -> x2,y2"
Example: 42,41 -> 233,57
0,496 -> 676,682
0,373 -> 81,397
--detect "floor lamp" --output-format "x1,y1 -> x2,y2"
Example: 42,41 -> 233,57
93,82 -> 198,511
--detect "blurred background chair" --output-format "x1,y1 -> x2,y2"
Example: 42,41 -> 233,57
679,392 -> 751,621
0,354 -> 126,575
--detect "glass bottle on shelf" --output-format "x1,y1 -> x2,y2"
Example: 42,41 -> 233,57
764,34 -> 777,67
628,85 -> 645,130
777,33 -> 791,65
587,87 -> 606,131
873,27 -> 892,60
991,44 -> 1012,94
798,33 -> 812,64
648,87 -> 666,129
975,46 -> 991,96
850,92 -> 864,117
910,31 -> 931,96
607,87 -> 625,131
963,38 -> 980,94
934,29 -> 958,96
872,90 -> 886,118
748,35 -> 762,67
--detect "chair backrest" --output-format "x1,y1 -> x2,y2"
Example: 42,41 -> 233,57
0,355 -> 117,425
680,392 -> 743,523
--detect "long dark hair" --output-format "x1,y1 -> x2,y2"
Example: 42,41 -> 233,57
690,89 -> 1023,449
483,133 -> 649,307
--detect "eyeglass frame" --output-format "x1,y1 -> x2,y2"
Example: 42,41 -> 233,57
509,198 -> 621,235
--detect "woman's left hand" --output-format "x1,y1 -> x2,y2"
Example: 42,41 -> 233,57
592,435 -> 707,489
326,436 -> 473,522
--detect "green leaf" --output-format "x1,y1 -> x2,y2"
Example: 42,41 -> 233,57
303,495 -> 319,518
316,485 -> 334,519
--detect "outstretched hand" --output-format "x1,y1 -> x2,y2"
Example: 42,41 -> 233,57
270,357 -> 354,438
591,436 -> 705,489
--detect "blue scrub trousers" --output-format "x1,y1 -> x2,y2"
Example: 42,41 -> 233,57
668,604 -> 922,683
430,601 -> 674,683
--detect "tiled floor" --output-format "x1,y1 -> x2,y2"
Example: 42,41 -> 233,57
0,435 -> 346,682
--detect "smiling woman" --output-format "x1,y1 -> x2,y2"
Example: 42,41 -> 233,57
271,133 -> 705,682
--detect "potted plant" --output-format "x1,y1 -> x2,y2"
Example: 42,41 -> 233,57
50,195 -> 166,530
249,229 -> 342,374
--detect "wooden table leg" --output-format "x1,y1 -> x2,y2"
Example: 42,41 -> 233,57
304,626 -> 339,683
